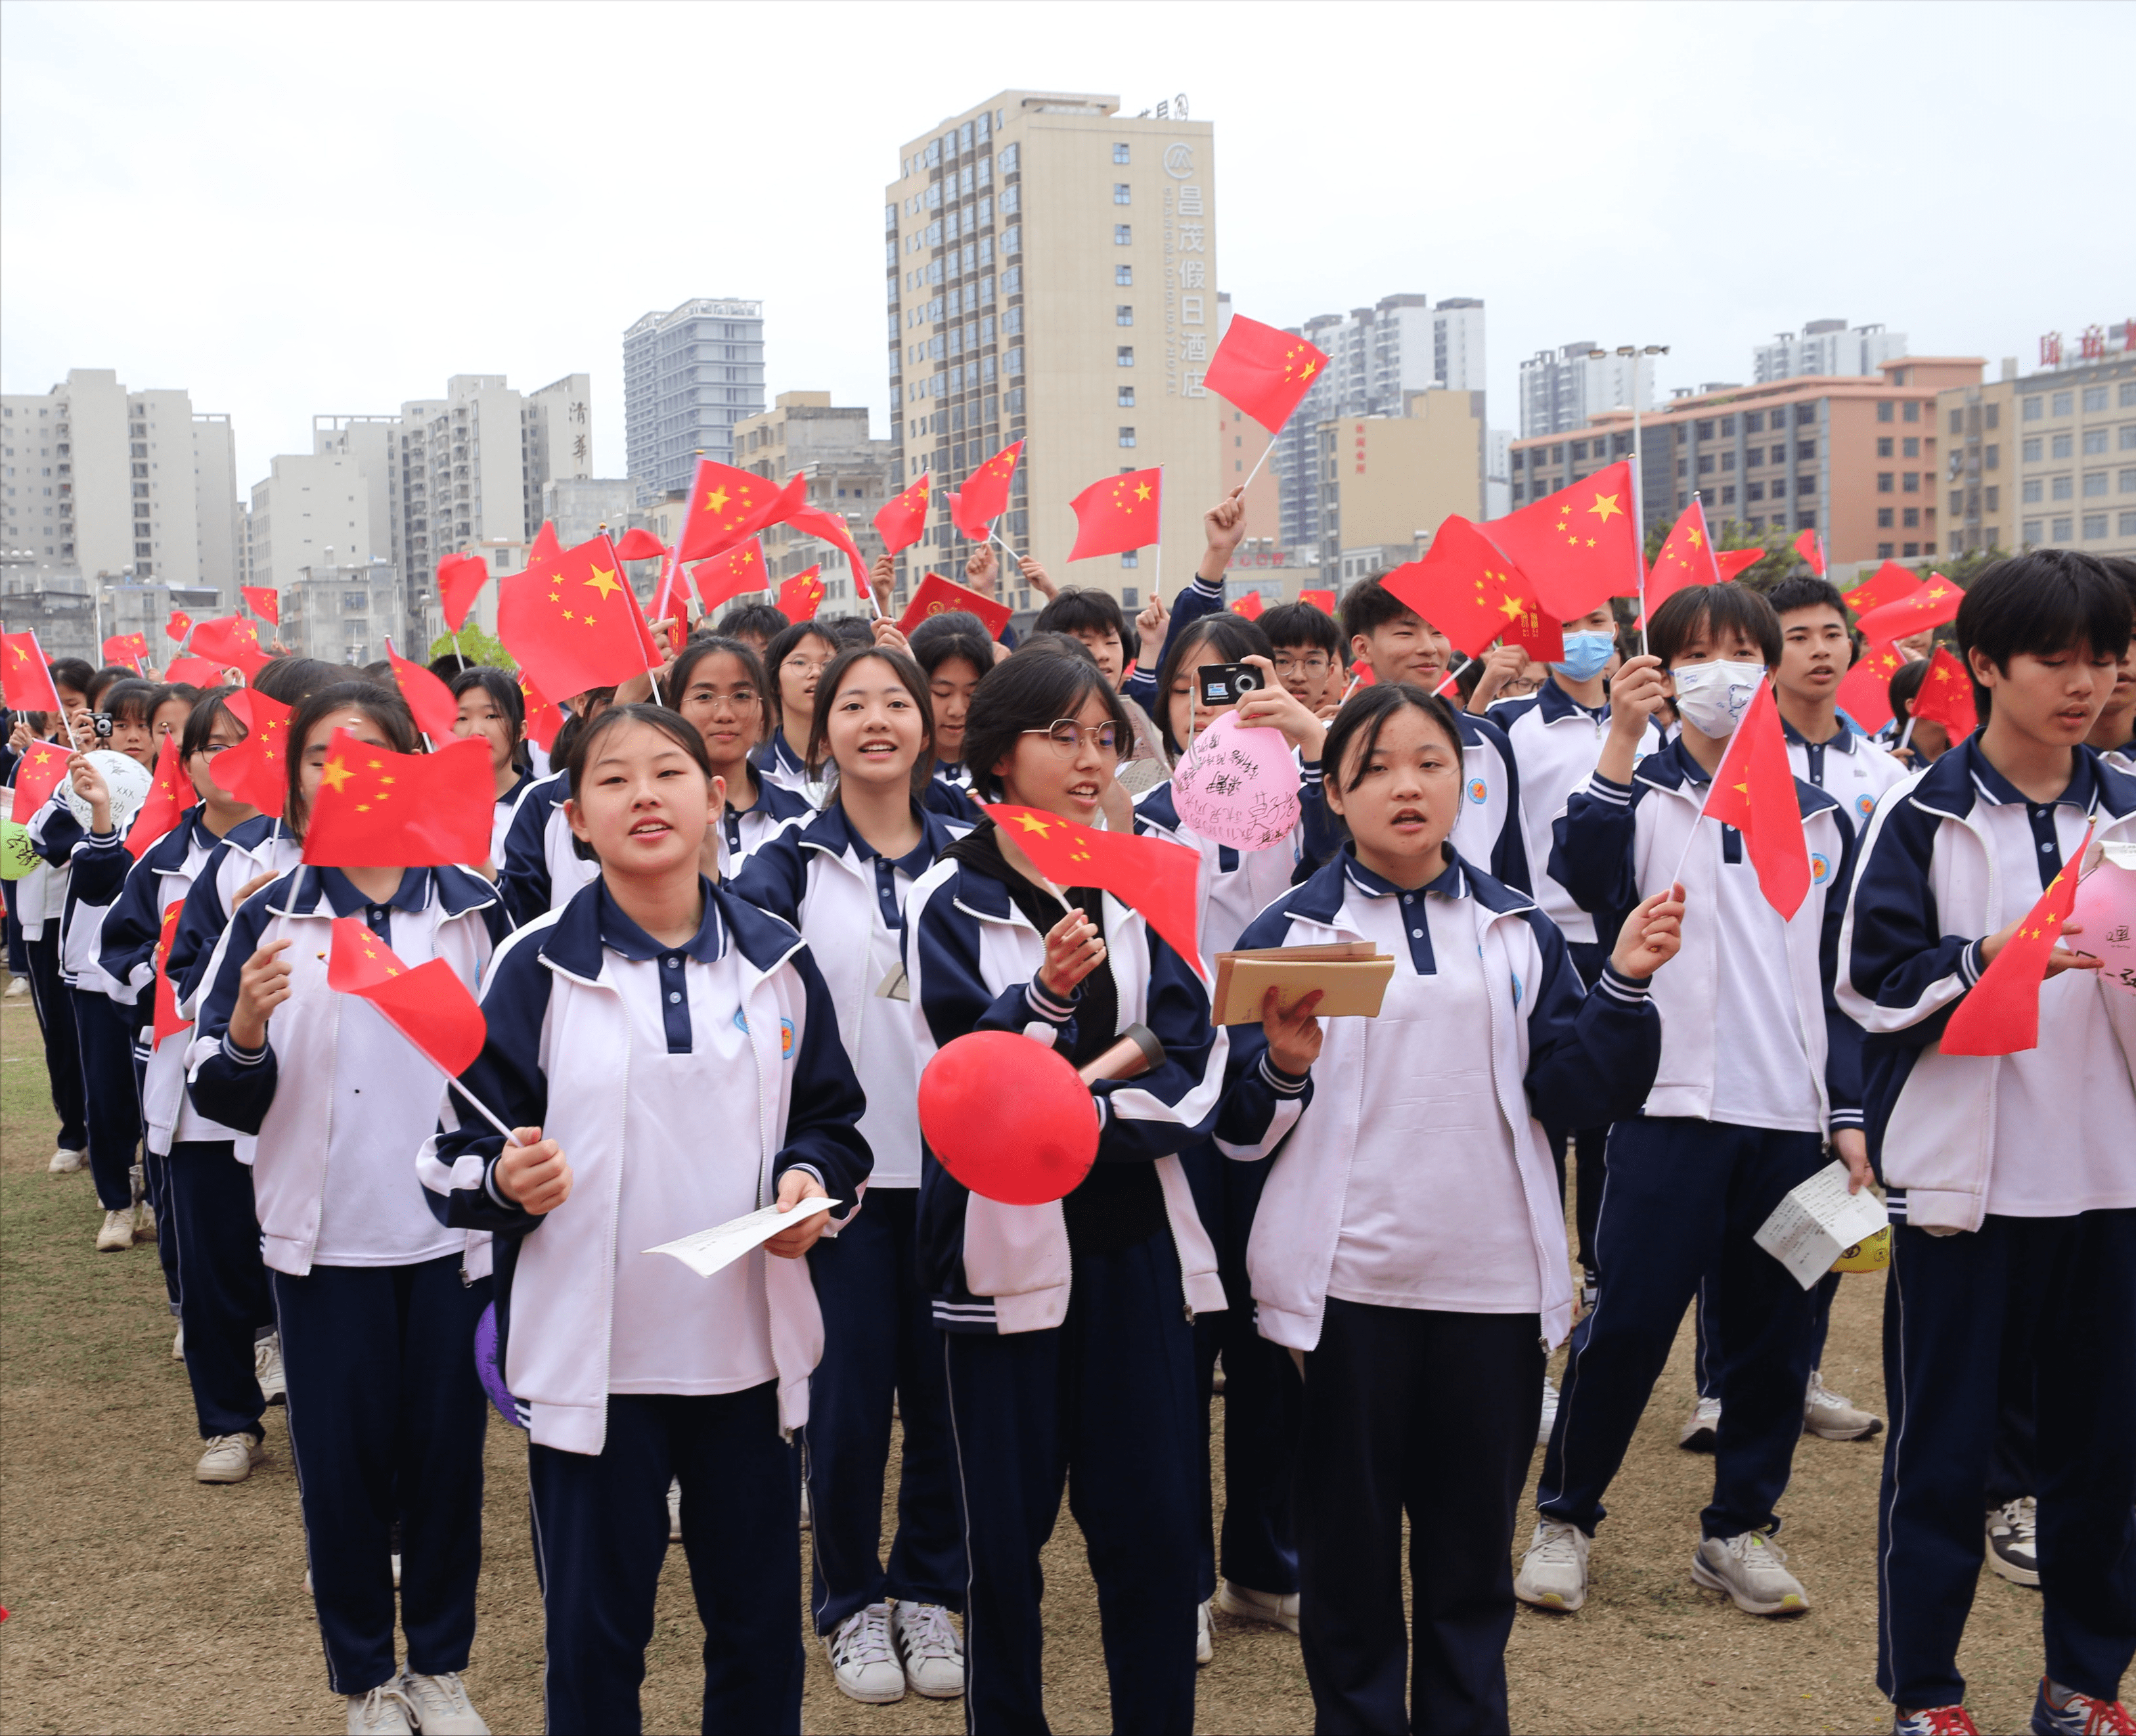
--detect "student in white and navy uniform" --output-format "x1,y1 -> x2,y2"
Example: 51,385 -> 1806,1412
663,636 -> 812,876
1837,553 -> 2136,1736
1136,615 -> 1331,1647
28,678 -> 163,1245
98,688 -> 286,1481
730,644 -> 972,1704
448,667 -> 534,867
1214,683 -> 1675,1735
2085,555 -> 2136,772
497,740 -> 601,929
1523,583 -> 1864,1621
1336,573 -> 1530,891
904,646 -> 1229,1735
757,620 -> 840,797
188,682 -> 510,1736
424,704 -> 871,1735
910,614 -> 993,824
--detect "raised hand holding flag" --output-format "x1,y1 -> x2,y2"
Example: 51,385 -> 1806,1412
983,803 -> 1204,977
240,586 -> 280,625
946,441 -> 1024,541
498,533 -> 660,703
1941,830 -> 2095,1056
1203,315 -> 1329,434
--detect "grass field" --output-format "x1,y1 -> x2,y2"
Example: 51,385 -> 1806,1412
0,979 -> 2053,1733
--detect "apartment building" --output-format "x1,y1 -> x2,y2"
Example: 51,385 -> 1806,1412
733,392 -> 893,615
1754,320 -> 1909,385
624,299 -> 765,501
1517,342 -> 1655,440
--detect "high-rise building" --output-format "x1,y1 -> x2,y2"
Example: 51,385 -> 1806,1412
1272,295 -> 1487,560
1314,388 -> 1488,589
1754,320 -> 1909,385
883,91 -> 1219,613
1,368 -> 242,601
246,453 -> 384,594
623,300 -> 765,502
1517,342 -> 1655,439
279,559 -> 403,667
733,392 -> 894,615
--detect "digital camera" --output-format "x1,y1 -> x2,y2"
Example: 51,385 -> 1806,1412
1196,662 -> 1264,707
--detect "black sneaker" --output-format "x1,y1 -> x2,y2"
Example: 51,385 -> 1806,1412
1986,1498 -> 2039,1588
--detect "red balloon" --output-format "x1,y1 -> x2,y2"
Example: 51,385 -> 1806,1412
918,1031 -> 1098,1205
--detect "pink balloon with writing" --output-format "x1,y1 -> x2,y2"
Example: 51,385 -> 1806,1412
2073,847 -> 2136,996
1170,710 -> 1301,851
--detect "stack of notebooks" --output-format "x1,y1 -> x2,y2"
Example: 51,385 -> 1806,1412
1211,941 -> 1396,1027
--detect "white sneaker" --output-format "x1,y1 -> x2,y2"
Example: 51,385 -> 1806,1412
1514,1519 -> 1590,1612
893,1601 -> 964,1699
667,1478 -> 682,1542
96,1208 -> 135,1251
345,1682 -> 413,1735
1691,1530 -> 1810,1615
133,1200 -> 157,1242
1803,1371 -> 1882,1440
1538,1375 -> 1561,1448
1678,1394 -> 1722,1452
399,1671 -> 489,1734
1986,1497 -> 2040,1588
173,1324 -> 185,1362
1216,1578 -> 1300,1634
7,974 -> 30,998
1195,1599 -> 1213,1665
47,1146 -> 85,1173
256,1333 -> 286,1406
826,1603 -> 904,1704
196,1433 -> 265,1484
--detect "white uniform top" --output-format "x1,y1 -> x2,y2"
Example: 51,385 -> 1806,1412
1322,878 -> 1542,1314
1705,834 -> 1825,1134
1783,716 -> 1910,834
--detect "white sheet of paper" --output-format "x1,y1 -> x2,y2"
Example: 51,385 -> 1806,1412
1753,1160 -> 1886,1290
644,1196 -> 839,1278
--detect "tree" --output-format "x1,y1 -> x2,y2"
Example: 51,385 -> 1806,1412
428,624 -> 513,671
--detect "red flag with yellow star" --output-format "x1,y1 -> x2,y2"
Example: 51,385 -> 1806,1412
326,916 -> 488,1077
1855,573 -> 1963,643
874,473 -> 931,555
675,460 -> 809,564
1715,548 -> 1766,583
946,442 -> 1025,541
437,552 -> 491,633
1479,460 -> 1639,620
11,737 -> 71,814
240,586 -> 280,626
1842,560 -> 1919,618
1299,589 -> 1336,612
790,506 -> 870,594
692,538 -> 768,613
1643,498 -> 1722,621
613,527 -> 667,562
1909,646 -> 1978,740
207,688 -> 294,813
983,803 -> 1204,977
151,900 -> 189,1044
125,735 -> 196,860
1381,516 -> 1536,661
1203,316 -> 1329,434
1940,826 -> 2093,1056
102,633 -> 152,671
1836,639 -> 1905,733
1067,466 -> 1163,561
301,730 -> 493,868
1701,679 -> 1811,920
385,639 -> 460,741
2,630 -> 64,713
498,534 -> 659,704
166,609 -> 193,644
1794,529 -> 1826,575
1231,590 -> 1264,621
778,566 -> 826,621
518,669 -> 565,755
189,615 -> 273,680
897,572 -> 1012,640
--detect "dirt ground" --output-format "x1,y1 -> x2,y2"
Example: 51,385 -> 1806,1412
0,983 -> 2053,1734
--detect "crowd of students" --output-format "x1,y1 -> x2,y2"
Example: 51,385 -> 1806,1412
2,496 -> 2131,1736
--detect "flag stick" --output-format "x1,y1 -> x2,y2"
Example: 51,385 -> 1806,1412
1241,435 -> 1278,493
1667,814 -> 1706,893
1151,463 -> 1165,606
1631,357 -> 1650,658
1897,716 -> 1917,754
444,1073 -> 522,1145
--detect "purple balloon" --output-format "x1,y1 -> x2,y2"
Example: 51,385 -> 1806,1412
474,1301 -> 524,1429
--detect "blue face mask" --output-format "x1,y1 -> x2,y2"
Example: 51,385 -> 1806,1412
1553,631 -> 1614,681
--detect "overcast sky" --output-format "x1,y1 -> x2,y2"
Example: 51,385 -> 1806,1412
5,0 -> 2127,489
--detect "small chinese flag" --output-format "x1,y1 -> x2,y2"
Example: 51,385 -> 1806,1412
778,566 -> 826,621
790,506 -> 870,594
518,669 -> 565,755
1794,529 -> 1826,575
1067,466 -> 1163,561
2,630 -> 63,713
326,916 -> 488,1077
874,473 -> 931,555
1479,460 -> 1641,620
1645,498 -> 1723,620
1202,315 -> 1330,434
240,586 -> 280,626
1381,516 -> 1538,661
125,734 -> 196,859
693,538 -> 768,613
498,534 -> 660,705
527,521 -> 562,566
1714,548 -> 1767,583
1855,573 -> 1963,644
437,552 -> 491,633
207,688 -> 294,813
1701,680 -> 1811,920
1909,646 -> 1978,740
899,571 -> 1012,640
674,460 -> 809,564
102,633 -> 152,671
1842,560 -> 1919,618
189,615 -> 272,680
302,730 -> 493,868
1299,589 -> 1336,613
1836,638 -> 1904,733
983,803 -> 1205,977
1502,598 -> 1567,661
164,656 -> 225,688
11,738 -> 71,814
950,441 -> 1023,539
166,610 -> 194,644
151,900 -> 189,1044
386,639 -> 460,741
613,527 -> 667,562
1940,829 -> 2092,1056
1231,590 -> 1264,621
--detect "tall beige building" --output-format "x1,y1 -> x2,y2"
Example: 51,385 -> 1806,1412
1317,389 -> 1488,589
734,392 -> 895,615
884,91 -> 1219,614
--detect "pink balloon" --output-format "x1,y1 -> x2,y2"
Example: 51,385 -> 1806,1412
918,1031 -> 1098,1205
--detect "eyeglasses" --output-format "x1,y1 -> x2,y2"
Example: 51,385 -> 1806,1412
1272,654 -> 1333,677
686,684 -> 760,713
1022,719 -> 1120,758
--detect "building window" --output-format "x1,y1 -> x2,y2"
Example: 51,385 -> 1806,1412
1878,402 -> 1894,423
1118,387 -> 1135,406
1798,440 -> 1817,462
2052,432 -> 2074,459
2082,386 -> 2108,412
2023,518 -> 2043,543
2023,436 -> 2043,461
1119,427 -> 1136,447
1903,401 -> 1921,423
2052,516 -> 2074,541
1797,476 -> 1816,496
1903,473 -> 1920,493
1902,541 -> 1921,557
1117,346 -> 1134,367
1721,485 -> 1736,505
2022,396 -> 2043,421
1116,305 -> 1134,326
1745,411 -> 1764,433
1877,437 -> 1894,458
1121,551 -> 1138,568
1122,587 -> 1138,606
1986,486 -> 2000,512
1877,506 -> 1894,527
2083,514 -> 2108,539
2083,428 -> 2109,455
1985,445 -> 2000,470
1902,436 -> 1921,458
1748,481 -> 1766,502
2052,475 -> 2073,501
1878,542 -> 1896,558
1112,143 -> 1130,164
1115,265 -> 1132,286
2023,478 -> 2043,503
1113,183 -> 1131,205
2125,426 -> 2136,449
2122,469 -> 2136,493
1878,473 -> 1895,493
2084,472 -> 2108,497
1903,507 -> 1921,528
1949,409 -> 1964,435
2051,391 -> 2073,416
1113,224 -> 1131,245
2122,512 -> 2136,535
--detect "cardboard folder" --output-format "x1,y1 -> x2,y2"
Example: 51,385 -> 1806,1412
1211,941 -> 1396,1027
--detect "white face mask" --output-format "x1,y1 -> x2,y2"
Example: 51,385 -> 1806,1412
1670,659 -> 1765,738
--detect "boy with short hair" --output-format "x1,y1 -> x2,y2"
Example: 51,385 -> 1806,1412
1337,574 -> 1528,890
1518,581 -> 1865,1620
1257,601 -> 1345,715
1838,549 -> 2135,1736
